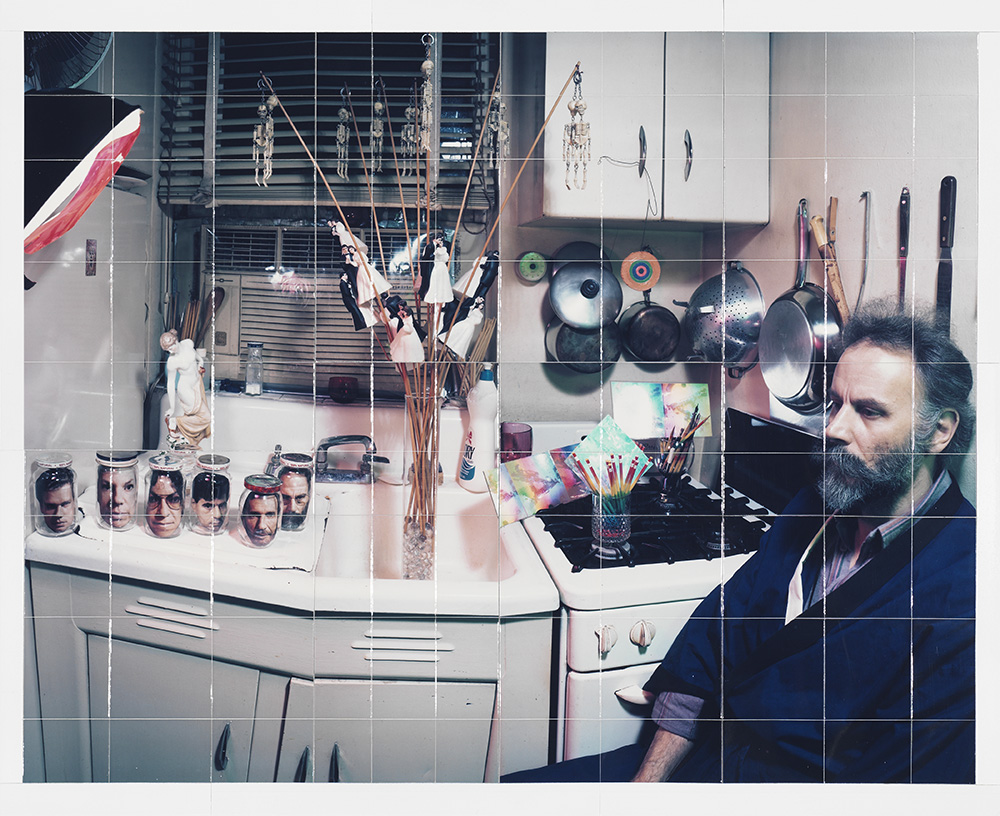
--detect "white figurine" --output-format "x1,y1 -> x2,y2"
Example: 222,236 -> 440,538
423,237 -> 454,304
443,297 -> 485,359
331,221 -> 390,307
388,304 -> 426,365
160,329 -> 211,449
453,255 -> 486,300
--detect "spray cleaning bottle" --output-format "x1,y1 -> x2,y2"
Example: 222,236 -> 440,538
458,364 -> 497,493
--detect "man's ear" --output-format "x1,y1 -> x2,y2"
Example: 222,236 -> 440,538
928,409 -> 959,454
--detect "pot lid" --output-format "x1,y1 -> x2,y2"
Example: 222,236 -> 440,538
549,261 -> 623,329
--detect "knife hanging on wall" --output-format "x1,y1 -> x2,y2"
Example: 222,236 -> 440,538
898,187 -> 909,310
935,176 -> 957,334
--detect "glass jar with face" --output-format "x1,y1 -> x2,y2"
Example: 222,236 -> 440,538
31,453 -> 79,537
95,451 -> 140,532
237,474 -> 282,548
145,453 -> 185,539
188,454 -> 232,535
277,453 -> 313,532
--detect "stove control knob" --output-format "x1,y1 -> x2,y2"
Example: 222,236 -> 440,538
596,624 -> 618,656
629,620 -> 656,648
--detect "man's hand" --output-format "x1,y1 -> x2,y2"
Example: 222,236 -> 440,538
631,728 -> 693,782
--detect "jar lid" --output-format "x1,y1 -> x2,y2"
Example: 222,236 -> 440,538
96,450 -> 140,468
279,453 -> 313,468
197,453 -> 231,471
243,474 -> 281,493
148,452 -> 183,472
247,341 -> 263,348
34,452 -> 73,469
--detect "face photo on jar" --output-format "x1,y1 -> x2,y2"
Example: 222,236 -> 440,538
279,469 -> 311,530
35,468 -> 77,534
98,466 -> 138,529
242,493 -> 279,546
191,472 -> 230,533
147,471 -> 184,537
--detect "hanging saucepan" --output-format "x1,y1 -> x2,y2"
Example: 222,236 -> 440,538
673,260 -> 764,378
758,199 -> 843,413
545,318 -> 622,374
617,248 -> 680,362
548,260 -> 623,329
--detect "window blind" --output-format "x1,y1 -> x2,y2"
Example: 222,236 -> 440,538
159,32 -> 499,209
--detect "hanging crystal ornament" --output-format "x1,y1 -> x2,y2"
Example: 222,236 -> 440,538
336,88 -> 352,181
252,78 -> 278,187
419,34 -> 435,155
370,99 -> 385,174
562,68 -> 591,190
486,92 -> 510,172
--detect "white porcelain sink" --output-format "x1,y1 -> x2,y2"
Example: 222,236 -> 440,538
315,481 -> 511,583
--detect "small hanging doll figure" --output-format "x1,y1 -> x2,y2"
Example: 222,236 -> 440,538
336,106 -> 351,180
452,250 -> 500,303
442,296 -> 485,360
401,100 -> 417,177
331,221 -> 391,313
370,100 -> 385,174
423,235 -> 454,305
384,296 -> 426,366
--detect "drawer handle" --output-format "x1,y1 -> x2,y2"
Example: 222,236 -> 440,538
363,651 -> 440,663
136,596 -> 211,616
351,638 -> 454,652
125,604 -> 220,631
364,628 -> 442,640
614,685 -> 656,706
134,618 -> 209,639
294,746 -> 310,782
214,722 -> 231,771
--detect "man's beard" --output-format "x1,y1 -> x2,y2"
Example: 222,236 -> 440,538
812,440 -> 926,515
281,510 -> 307,530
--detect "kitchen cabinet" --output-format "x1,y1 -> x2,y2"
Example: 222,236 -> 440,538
532,32 -> 769,227
274,677 -> 496,782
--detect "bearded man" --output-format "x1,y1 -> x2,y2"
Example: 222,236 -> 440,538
506,303 -> 976,784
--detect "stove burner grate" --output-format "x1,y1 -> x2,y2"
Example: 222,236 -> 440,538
538,476 -> 772,570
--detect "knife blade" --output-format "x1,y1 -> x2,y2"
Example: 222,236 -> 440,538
898,187 -> 909,310
936,176 -> 957,333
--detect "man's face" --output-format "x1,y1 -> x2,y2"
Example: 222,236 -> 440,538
242,494 -> 279,546
280,472 -> 310,530
194,498 -> 229,533
147,474 -> 183,537
817,342 -> 921,514
40,483 -> 76,534
98,468 -> 138,529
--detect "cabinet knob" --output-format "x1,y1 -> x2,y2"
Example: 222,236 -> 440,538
596,624 -> 618,656
629,620 -> 656,648
214,722 -> 231,771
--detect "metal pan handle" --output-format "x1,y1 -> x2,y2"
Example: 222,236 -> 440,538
795,199 -> 809,289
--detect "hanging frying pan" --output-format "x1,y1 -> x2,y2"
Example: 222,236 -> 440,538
758,199 -> 843,413
617,247 -> 679,362
545,318 -> 622,374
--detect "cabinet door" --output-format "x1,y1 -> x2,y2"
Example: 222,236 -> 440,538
663,32 -> 770,226
276,677 -> 497,782
88,637 -> 259,782
541,32 -> 665,220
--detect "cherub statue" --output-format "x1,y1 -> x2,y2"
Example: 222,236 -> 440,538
160,329 -> 211,449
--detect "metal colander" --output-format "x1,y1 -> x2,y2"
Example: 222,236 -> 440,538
673,261 -> 764,375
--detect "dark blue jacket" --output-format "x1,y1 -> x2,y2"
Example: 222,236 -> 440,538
644,479 -> 976,783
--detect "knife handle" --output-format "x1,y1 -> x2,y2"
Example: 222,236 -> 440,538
809,215 -> 851,325
899,187 -> 910,256
828,196 -> 838,244
940,176 -> 957,249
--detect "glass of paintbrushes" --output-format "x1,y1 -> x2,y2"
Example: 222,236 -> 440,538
577,454 -> 651,545
655,411 -> 710,506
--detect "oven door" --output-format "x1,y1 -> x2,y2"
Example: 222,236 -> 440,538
563,662 -> 658,761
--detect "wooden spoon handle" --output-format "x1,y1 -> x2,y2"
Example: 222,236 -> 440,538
810,215 -> 851,325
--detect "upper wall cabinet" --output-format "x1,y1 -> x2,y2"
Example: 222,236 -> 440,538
528,32 -> 770,228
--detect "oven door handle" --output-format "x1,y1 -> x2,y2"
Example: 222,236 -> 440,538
614,685 -> 656,706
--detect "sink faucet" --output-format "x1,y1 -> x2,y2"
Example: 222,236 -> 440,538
315,435 -> 390,483
265,444 -> 283,475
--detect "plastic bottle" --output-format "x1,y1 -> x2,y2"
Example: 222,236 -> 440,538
458,364 -> 498,493
245,341 -> 263,395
